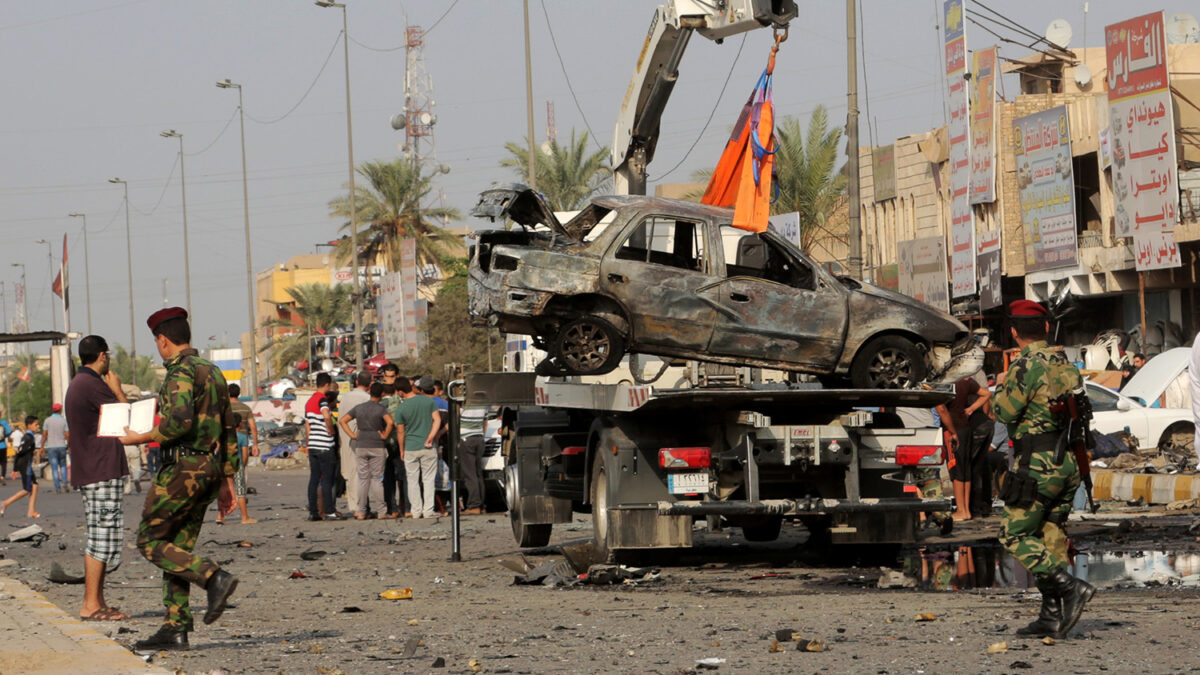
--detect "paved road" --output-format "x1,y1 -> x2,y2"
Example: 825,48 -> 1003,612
0,465 -> 1196,673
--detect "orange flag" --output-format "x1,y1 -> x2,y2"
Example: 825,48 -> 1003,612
701,37 -> 783,233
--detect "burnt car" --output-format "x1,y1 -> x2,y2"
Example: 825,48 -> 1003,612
469,185 -> 979,388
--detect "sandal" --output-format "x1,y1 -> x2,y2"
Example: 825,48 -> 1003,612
81,607 -> 130,621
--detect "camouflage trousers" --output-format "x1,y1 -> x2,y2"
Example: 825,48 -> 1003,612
1000,448 -> 1080,580
136,454 -> 223,632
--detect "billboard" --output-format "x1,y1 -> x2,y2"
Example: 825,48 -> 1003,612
377,271 -> 405,357
399,238 -> 421,358
944,0 -> 974,297
871,145 -> 896,202
1013,106 -> 1078,272
898,236 -> 949,313
969,46 -> 997,205
1105,11 -> 1181,270
977,228 -> 1002,310
767,211 -> 801,249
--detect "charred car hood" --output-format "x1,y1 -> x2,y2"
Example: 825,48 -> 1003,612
472,183 -> 591,242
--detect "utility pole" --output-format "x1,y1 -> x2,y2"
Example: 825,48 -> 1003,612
846,0 -> 863,280
523,0 -> 537,190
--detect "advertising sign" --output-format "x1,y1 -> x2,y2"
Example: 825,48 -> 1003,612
1105,11 -> 1181,270
944,0 -> 974,297
767,211 -> 801,249
1134,230 -> 1181,270
377,271 -> 404,356
13,283 -> 26,333
871,145 -> 896,202
898,236 -> 949,313
969,46 -> 997,205
1013,106 -> 1078,272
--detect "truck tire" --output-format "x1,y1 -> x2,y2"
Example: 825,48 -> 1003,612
590,451 -> 618,563
551,315 -> 625,376
740,516 -> 783,542
505,464 -> 552,547
850,335 -> 926,389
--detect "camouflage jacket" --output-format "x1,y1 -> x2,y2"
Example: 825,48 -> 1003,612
149,348 -> 239,476
994,340 -> 1082,440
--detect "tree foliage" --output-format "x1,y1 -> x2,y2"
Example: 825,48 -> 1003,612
772,106 -> 847,254
110,345 -> 163,394
3,354 -> 51,422
260,283 -> 354,375
327,158 -> 462,275
501,130 -> 612,210
416,268 -> 504,378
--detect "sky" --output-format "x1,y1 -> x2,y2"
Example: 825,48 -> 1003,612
0,0 -> 1188,358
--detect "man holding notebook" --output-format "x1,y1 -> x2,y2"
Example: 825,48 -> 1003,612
64,335 -> 131,621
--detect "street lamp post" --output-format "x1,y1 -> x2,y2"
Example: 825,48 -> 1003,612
216,79 -> 259,401
108,177 -> 137,389
34,239 -> 56,332
316,0 -> 364,371
160,130 -> 193,321
67,212 -> 92,334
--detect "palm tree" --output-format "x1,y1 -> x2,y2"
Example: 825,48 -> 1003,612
773,106 -> 847,254
501,130 -> 611,210
259,283 -> 354,375
327,158 -> 462,275
109,346 -> 162,394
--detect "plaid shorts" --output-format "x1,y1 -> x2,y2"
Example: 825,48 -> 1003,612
80,478 -> 125,565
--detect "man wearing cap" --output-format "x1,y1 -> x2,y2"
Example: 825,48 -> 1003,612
993,299 -> 1094,639
119,308 -> 239,652
395,375 -> 442,518
42,403 -> 69,493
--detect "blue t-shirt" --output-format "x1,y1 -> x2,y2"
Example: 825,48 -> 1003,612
434,396 -> 448,412
0,420 -> 10,450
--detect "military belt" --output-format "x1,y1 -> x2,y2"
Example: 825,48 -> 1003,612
1011,431 -> 1063,469
159,446 -> 215,468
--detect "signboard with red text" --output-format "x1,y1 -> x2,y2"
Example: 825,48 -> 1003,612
1013,106 -> 1078,273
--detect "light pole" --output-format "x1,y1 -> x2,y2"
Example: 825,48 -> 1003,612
67,212 -> 92,334
316,0 -> 364,371
216,78 -> 259,400
108,177 -> 137,389
160,130 -> 193,322
34,239 -> 56,332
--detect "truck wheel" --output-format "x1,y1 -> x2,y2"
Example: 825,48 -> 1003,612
551,315 -> 625,376
741,516 -> 783,542
590,453 -> 618,562
1158,422 -> 1195,469
850,335 -> 926,389
505,464 -> 552,547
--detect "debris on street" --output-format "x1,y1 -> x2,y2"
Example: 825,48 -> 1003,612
379,588 -> 413,600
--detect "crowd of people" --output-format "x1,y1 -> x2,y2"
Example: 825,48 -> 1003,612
304,364 -> 488,521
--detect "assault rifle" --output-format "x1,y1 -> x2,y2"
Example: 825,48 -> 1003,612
1051,387 -> 1098,514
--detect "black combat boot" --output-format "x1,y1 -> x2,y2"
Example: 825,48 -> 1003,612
1045,568 -> 1095,639
133,625 -> 190,651
203,569 -> 239,624
1015,591 -> 1062,636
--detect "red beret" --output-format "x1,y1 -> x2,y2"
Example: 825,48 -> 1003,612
1008,299 -> 1048,318
147,306 -> 188,333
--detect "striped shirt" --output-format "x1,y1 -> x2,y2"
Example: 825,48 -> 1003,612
304,392 -> 335,453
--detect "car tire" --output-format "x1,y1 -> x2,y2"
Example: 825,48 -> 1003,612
551,315 -> 626,376
591,450 -> 618,563
849,335 -> 927,389
505,464 -> 552,547
1158,422 -> 1195,469
741,516 -> 783,542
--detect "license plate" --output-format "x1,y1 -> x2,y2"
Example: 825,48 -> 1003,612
668,472 -> 708,494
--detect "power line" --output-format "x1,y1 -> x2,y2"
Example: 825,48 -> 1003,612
858,0 -> 876,148
129,152 -> 180,217
245,30 -> 342,126
349,0 -> 461,51
187,107 -> 239,157
648,33 -> 749,183
540,0 -> 601,152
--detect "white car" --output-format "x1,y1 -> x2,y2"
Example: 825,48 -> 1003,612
1086,348 -> 1194,453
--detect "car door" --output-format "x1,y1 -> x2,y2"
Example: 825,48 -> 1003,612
697,226 -> 847,371
598,215 -> 720,352
1087,382 -> 1151,448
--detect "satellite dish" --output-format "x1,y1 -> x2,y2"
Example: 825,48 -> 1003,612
1045,18 -> 1072,49
419,111 -> 434,125
540,141 -> 553,156
1074,63 -> 1093,87
389,113 -> 406,130
1166,13 -> 1200,44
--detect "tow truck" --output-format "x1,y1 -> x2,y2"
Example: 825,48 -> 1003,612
467,1 -> 955,559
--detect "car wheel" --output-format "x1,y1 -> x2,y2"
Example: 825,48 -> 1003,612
850,335 -> 927,389
1158,422 -> 1195,470
551,315 -> 625,376
591,451 -> 618,563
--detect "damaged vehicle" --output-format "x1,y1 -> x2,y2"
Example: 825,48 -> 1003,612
469,185 -> 979,388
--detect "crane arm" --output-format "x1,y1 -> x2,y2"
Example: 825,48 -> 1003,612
611,0 -> 796,196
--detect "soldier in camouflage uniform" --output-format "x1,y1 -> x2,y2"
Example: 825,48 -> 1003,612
120,307 -> 240,652
993,300 -> 1094,640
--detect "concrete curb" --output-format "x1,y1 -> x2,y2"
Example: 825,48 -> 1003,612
1092,469 -> 1200,505
0,576 -> 170,675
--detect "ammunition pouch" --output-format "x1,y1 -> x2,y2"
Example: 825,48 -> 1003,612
998,470 -> 1039,508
